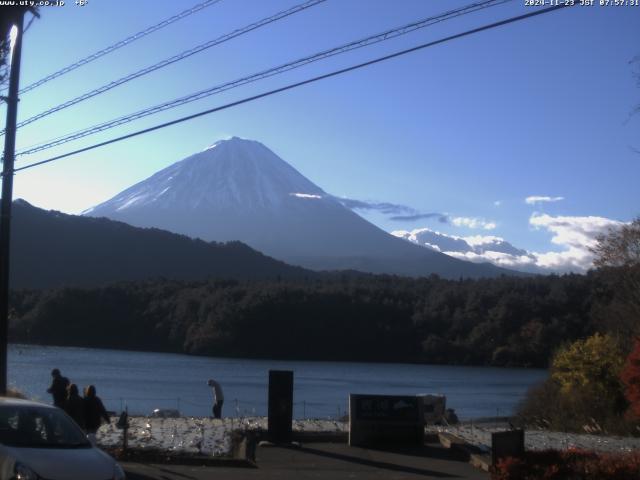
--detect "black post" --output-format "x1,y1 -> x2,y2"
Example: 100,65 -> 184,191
0,11 -> 25,395
267,370 -> 293,443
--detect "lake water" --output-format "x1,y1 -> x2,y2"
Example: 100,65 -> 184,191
8,344 -> 547,420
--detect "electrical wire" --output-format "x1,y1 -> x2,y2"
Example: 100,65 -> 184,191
22,12 -> 38,34
3,0 -> 326,136
16,0 -> 511,157
16,0 -> 223,95
11,3 -> 574,175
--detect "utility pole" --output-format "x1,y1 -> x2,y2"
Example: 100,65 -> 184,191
0,10 -> 25,395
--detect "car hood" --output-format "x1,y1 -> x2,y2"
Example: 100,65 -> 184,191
2,445 -> 115,480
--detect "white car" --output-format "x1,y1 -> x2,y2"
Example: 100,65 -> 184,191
0,397 -> 125,480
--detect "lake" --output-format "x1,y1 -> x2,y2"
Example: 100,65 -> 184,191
8,344 -> 547,420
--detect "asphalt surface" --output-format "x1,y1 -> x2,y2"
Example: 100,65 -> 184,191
122,441 -> 489,479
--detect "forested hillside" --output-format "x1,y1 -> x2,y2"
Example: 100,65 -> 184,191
9,269 -> 629,367
10,200 -> 313,288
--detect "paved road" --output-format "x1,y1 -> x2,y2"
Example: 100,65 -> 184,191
123,441 -> 489,479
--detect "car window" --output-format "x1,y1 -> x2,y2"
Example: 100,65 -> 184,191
0,405 -> 90,448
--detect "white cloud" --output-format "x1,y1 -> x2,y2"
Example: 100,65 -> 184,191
528,213 -> 624,271
451,217 -> 497,230
525,195 -> 564,205
494,200 -> 502,207
393,214 -> 626,274
531,248 -> 593,271
445,250 -> 538,270
464,235 -> 502,247
392,228 -> 471,253
529,213 -> 621,247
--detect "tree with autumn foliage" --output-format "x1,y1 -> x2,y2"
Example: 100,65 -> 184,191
551,333 -> 627,416
551,333 -> 624,408
592,217 -> 640,422
518,333 -> 629,432
621,337 -> 640,419
552,333 -> 624,395
518,220 -> 640,433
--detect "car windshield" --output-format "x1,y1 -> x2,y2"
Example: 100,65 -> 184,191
0,405 -> 90,448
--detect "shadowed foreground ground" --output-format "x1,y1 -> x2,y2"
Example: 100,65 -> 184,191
122,441 -> 488,479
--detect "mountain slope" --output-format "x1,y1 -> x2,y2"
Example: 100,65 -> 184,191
9,199 -> 312,289
86,137 -> 513,278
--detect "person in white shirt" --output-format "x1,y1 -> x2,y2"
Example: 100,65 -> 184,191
207,379 -> 224,419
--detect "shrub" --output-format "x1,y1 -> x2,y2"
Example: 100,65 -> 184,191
491,450 -> 640,480
517,333 -> 630,433
516,380 -> 560,430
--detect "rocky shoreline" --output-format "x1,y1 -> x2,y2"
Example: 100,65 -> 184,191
96,416 -> 639,457
96,416 -> 347,456
427,421 -> 640,454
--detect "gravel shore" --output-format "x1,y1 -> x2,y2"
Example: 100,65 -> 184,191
96,416 -> 640,457
96,416 -> 347,456
428,422 -> 640,453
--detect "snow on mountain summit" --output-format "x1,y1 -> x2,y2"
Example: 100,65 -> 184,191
86,137 -> 326,215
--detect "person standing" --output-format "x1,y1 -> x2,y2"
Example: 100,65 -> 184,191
63,384 -> 85,429
84,385 -> 110,444
207,379 -> 224,419
46,368 -> 69,408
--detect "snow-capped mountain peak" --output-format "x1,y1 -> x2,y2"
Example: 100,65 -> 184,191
85,137 -> 326,215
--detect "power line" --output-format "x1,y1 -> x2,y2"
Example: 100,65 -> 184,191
11,3 -> 573,175
3,0 -> 325,136
23,11 -> 38,34
17,0 -> 511,157
16,0 -> 223,95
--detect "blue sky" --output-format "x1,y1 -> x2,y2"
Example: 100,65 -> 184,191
2,0 -> 639,272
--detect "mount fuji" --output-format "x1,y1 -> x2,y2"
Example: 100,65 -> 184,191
84,137 -> 511,278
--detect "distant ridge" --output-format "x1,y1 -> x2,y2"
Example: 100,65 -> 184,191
9,199 -> 313,289
85,137 -> 515,279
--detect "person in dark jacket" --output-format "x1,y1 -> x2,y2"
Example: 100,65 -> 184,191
46,368 -> 69,408
207,379 -> 224,419
84,385 -> 110,435
63,384 -> 85,429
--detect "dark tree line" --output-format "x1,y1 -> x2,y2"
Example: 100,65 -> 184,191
8,268 -> 630,368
